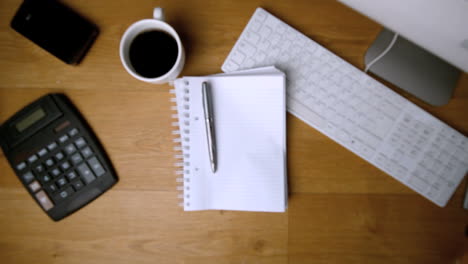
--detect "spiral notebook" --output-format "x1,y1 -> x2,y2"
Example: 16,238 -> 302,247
172,66 -> 287,212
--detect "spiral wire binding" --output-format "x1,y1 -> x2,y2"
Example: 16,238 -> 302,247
170,80 -> 192,208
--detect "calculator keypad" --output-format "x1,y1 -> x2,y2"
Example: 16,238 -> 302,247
14,127 -> 106,210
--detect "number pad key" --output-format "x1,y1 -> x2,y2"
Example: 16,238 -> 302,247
50,168 -> 61,178
66,171 -> 78,181
27,154 -> 38,164
34,164 -> 45,174
35,191 -> 54,211
37,148 -> 48,157
56,177 -> 68,188
64,144 -> 77,155
77,163 -> 96,184
16,162 -> 27,171
88,157 -> 105,177
55,151 -> 65,161
68,128 -> 79,137
58,134 -> 69,144
81,146 -> 93,158
72,180 -> 84,191
47,142 -> 58,151
60,161 -> 71,171
28,180 -> 41,193
75,137 -> 87,149
47,183 -> 58,193
40,174 -> 52,183
22,171 -> 35,183
45,158 -> 55,167
70,153 -> 84,165
54,187 -> 74,203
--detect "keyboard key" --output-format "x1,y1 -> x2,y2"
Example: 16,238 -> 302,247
58,134 -> 69,144
77,163 -> 96,184
66,171 -> 78,181
70,153 -> 84,165
72,180 -> 84,191
222,8 -> 468,207
50,168 -> 61,178
47,183 -> 58,193
27,154 -> 38,164
37,148 -> 48,157
22,171 -> 34,183
34,164 -> 45,174
47,142 -> 58,151
68,128 -> 79,137
64,144 -> 77,155
55,151 -> 65,161
35,190 -> 54,211
28,180 -> 41,193
16,162 -> 27,171
40,174 -> 52,183
60,161 -> 71,171
88,157 -> 105,177
56,177 -> 67,188
45,158 -> 54,167
54,187 -> 74,203
81,146 -> 93,158
75,137 -> 87,149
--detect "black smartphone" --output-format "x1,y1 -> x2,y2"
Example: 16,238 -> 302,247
11,0 -> 99,65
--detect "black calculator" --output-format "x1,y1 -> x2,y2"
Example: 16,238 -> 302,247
0,94 -> 118,221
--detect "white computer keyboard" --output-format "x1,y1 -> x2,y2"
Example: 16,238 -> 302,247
222,8 -> 468,207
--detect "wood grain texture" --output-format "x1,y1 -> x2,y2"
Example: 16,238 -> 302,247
0,0 -> 467,263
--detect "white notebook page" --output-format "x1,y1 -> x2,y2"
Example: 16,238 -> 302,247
175,69 -> 287,212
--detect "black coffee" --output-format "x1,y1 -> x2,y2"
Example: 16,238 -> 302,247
129,30 -> 178,78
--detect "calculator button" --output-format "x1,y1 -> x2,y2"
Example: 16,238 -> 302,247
47,142 -> 58,151
51,168 -> 61,178
37,148 -> 48,157
88,157 -> 105,177
34,164 -> 45,174
22,171 -> 35,183
60,161 -> 71,171
45,158 -> 55,167
68,128 -> 79,137
47,183 -> 58,193
66,171 -> 78,181
40,174 -> 52,183
75,137 -> 87,149
58,134 -> 69,144
56,177 -> 68,188
70,153 -> 83,165
35,190 -> 54,211
27,154 -> 38,164
54,187 -> 74,202
55,151 -> 65,161
81,146 -> 93,158
16,162 -> 27,171
64,144 -> 77,155
28,180 -> 41,193
77,163 -> 96,184
72,180 -> 84,191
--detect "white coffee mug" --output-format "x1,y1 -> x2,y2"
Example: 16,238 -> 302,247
120,7 -> 185,84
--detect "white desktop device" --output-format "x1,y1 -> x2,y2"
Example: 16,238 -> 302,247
223,8 -> 468,207
338,0 -> 468,106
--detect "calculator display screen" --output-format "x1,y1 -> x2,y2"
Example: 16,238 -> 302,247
16,108 -> 46,132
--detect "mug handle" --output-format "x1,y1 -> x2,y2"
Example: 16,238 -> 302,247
153,7 -> 165,21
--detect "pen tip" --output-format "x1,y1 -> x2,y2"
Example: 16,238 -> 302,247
211,163 -> 216,173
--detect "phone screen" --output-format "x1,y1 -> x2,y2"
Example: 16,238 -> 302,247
11,0 -> 98,64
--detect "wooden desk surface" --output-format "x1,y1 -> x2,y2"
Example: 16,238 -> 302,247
1,0 -> 467,263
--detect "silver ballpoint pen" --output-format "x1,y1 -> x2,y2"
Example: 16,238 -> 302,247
202,82 -> 217,173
